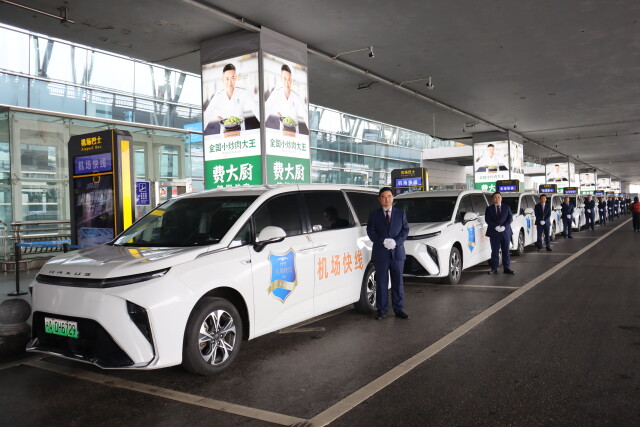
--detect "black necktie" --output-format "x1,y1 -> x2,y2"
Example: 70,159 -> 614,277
386,210 -> 390,224
497,205 -> 501,217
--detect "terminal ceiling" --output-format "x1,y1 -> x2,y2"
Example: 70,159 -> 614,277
2,0 -> 640,182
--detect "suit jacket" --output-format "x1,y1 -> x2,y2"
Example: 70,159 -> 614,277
484,203 -> 513,239
560,202 -> 574,219
367,207 -> 409,262
534,202 -> 551,226
598,201 -> 607,212
584,199 -> 596,212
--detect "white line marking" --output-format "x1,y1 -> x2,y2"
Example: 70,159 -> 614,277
308,218 -> 631,426
24,359 -> 305,426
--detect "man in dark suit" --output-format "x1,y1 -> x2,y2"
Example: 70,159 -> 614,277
561,196 -> 574,238
584,194 -> 596,230
485,192 -> 514,275
598,196 -> 607,225
613,196 -> 621,218
366,187 -> 410,321
607,196 -> 615,221
534,194 -> 552,251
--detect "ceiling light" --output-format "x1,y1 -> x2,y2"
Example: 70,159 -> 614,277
332,46 -> 375,61
399,76 -> 434,90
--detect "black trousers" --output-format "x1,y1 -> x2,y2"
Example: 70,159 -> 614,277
633,212 -> 640,231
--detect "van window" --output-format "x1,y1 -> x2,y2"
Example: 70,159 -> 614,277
502,196 -> 519,214
456,195 -> 473,222
394,196 -> 457,223
254,193 -> 303,237
303,191 -> 354,232
470,194 -> 489,214
346,191 -> 380,225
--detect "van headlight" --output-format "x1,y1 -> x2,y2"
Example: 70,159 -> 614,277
35,268 -> 170,288
407,231 -> 441,240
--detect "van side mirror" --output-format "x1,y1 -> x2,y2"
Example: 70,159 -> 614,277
524,207 -> 534,215
254,226 -> 286,252
462,212 -> 478,224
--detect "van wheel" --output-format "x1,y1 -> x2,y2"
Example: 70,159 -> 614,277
550,223 -> 556,241
514,231 -> 525,256
444,247 -> 462,285
182,297 -> 242,375
355,264 -> 376,313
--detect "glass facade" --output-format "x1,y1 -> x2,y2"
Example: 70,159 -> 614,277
0,23 -> 458,225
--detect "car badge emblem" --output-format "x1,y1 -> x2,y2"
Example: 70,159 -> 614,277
267,249 -> 297,303
467,226 -> 475,252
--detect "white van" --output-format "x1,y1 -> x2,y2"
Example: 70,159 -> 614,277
500,192 -> 538,256
27,185 -> 380,375
393,190 -> 491,285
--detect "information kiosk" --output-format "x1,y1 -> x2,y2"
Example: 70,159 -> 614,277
68,130 -> 135,247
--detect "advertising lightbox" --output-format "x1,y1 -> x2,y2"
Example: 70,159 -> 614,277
202,53 -> 262,188
473,140 -> 509,191
597,177 -> 611,191
264,53 -> 310,185
579,172 -> 596,193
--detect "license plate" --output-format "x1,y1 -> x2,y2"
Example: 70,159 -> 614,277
44,317 -> 79,339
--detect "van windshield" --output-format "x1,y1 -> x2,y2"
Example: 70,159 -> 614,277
394,197 -> 457,223
112,196 -> 258,247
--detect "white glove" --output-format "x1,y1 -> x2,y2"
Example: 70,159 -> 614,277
567,215 -> 571,219
383,238 -> 396,250
540,220 -> 545,225
495,226 -> 502,232
586,209 -> 591,213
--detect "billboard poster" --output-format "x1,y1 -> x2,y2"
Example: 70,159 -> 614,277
73,175 -> 115,247
264,53 -> 310,184
473,140 -> 509,191
202,52 -> 262,188
597,177 -> 611,191
611,180 -> 621,193
545,162 -> 572,191
579,172 -> 596,193
509,141 -> 524,183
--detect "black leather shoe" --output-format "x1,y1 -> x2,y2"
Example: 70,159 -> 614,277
568,235 -> 573,238
375,312 -> 386,320
537,247 -> 541,251
503,269 -> 515,275
395,311 -> 410,320
546,247 -> 552,251
488,269 -> 498,275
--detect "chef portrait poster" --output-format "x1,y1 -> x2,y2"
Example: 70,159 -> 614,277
579,172 -> 596,192
263,53 -> 311,184
597,177 -> 611,191
545,163 -> 569,183
509,141 -> 524,182
473,141 -> 510,191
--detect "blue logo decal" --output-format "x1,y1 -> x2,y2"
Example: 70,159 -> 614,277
467,226 -> 476,252
268,249 -> 297,303
526,217 -> 531,234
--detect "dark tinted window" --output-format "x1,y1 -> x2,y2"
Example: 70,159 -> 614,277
113,195 -> 257,247
456,195 -> 473,222
254,194 -> 303,237
526,195 -> 537,209
394,197 -> 457,223
346,191 -> 380,225
470,194 -> 488,214
502,196 -> 520,214
303,191 -> 353,232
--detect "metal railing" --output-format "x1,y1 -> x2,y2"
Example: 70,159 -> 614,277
9,220 -> 72,257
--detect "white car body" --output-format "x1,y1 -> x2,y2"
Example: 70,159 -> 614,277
394,190 -> 492,284
28,185 -> 380,373
500,192 -> 538,255
550,194 -> 585,232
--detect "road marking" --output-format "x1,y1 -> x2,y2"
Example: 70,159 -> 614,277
448,284 -> 520,290
24,359 -> 305,426
308,218 -> 631,427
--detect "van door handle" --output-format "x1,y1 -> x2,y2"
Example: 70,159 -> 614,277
313,244 -> 328,250
240,259 -> 251,265
298,247 -> 315,253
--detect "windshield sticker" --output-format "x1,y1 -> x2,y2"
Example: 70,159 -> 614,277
467,226 -> 475,252
268,249 -> 297,303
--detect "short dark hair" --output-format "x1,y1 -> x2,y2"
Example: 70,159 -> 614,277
222,63 -> 236,73
539,194 -> 547,199
491,191 -> 501,197
379,187 -> 393,196
487,144 -> 495,148
281,64 -> 292,74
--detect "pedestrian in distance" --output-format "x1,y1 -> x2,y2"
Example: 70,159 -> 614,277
561,196 -> 574,238
485,192 -> 515,275
534,194 -> 552,251
584,194 -> 596,230
631,196 -> 640,232
607,196 -> 615,222
598,196 -> 607,226
614,196 -> 621,218
366,187 -> 410,321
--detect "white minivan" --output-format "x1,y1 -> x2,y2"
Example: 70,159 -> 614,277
28,185 -> 381,375
393,190 -> 491,285
501,192 -> 538,255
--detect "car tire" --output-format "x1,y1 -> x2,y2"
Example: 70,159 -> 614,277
355,263 -> 376,313
514,230 -> 525,256
550,222 -> 556,241
444,247 -> 462,285
182,297 -> 243,375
